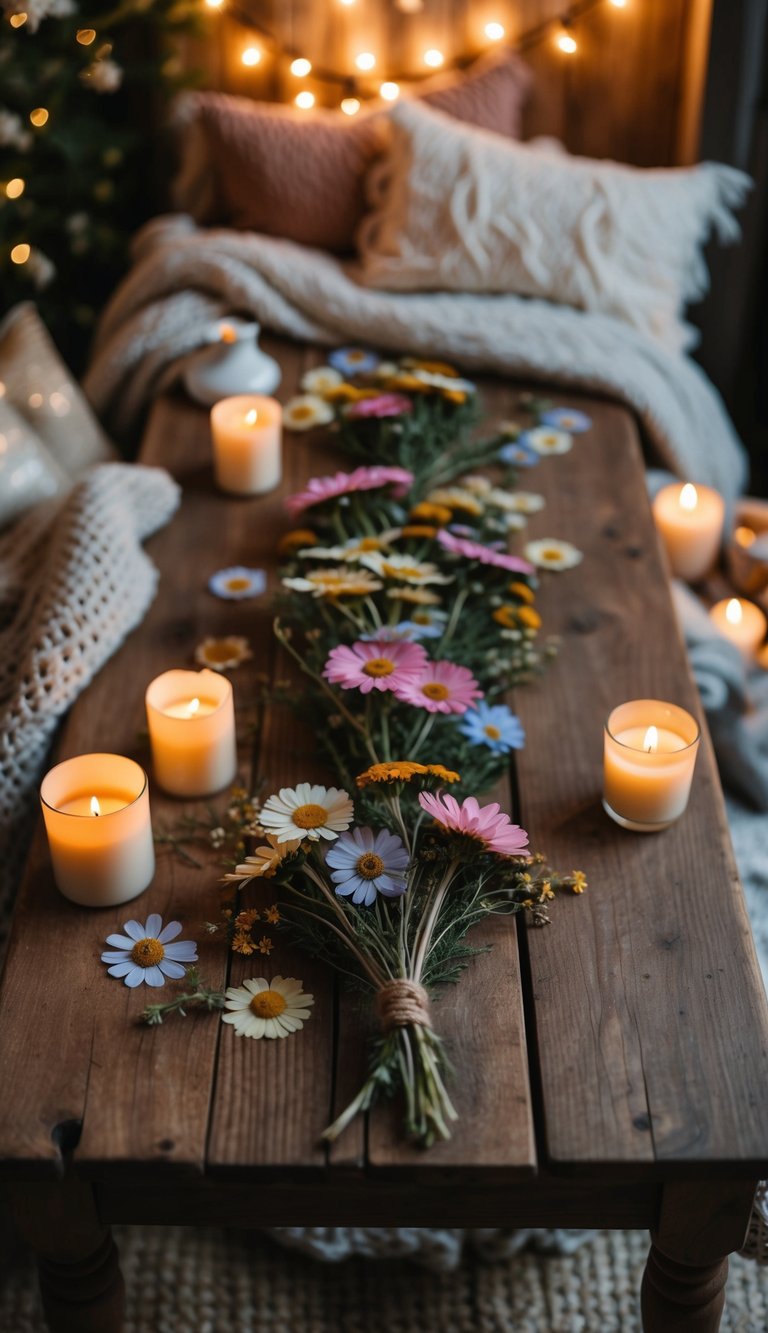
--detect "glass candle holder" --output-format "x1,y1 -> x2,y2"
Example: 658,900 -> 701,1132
145,668 -> 238,797
210,394 -> 282,496
603,700 -> 700,833
40,753 -> 155,907
651,482 -> 724,582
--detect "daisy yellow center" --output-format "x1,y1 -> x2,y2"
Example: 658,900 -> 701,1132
542,435 -> 558,446
356,852 -> 384,880
542,548 -> 563,562
484,724 -> 502,740
363,657 -> 395,677
130,937 -> 164,967
291,405 -> 315,421
203,640 -> 240,663
358,537 -> 381,551
249,990 -> 287,1018
225,577 -> 252,592
422,682 -> 450,701
292,802 -> 329,829
347,350 -> 366,362
383,562 -> 420,579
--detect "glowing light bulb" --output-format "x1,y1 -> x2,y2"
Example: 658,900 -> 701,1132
484,21 -> 505,41
339,0 -> 356,6
609,0 -> 628,7
241,46 -> 262,67
735,526 -> 757,549
295,90 -> 315,109
6,178 -> 25,199
90,796 -> 101,817
643,726 -> 658,753
679,483 -> 698,512
30,108 -> 49,127
186,697 -> 201,718
205,0 -> 225,8
379,81 -> 400,101
291,57 -> 312,77
9,11 -> 27,26
726,598 -> 743,626
76,28 -> 96,44
340,97 -> 361,116
423,48 -> 444,68
244,409 -> 258,425
355,51 -> 375,71
556,29 -> 577,53
10,243 -> 30,265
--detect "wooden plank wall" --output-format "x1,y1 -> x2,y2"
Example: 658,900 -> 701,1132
177,0 -> 712,166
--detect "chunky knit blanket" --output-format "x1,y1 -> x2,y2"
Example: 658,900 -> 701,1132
83,215 -> 747,502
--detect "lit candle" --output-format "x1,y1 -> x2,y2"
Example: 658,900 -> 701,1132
210,394 -> 282,496
603,700 -> 700,832
40,754 -> 155,906
709,597 -> 767,662
145,669 -> 238,797
651,482 -> 725,582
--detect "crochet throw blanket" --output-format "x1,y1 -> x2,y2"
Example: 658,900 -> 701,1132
83,215 -> 748,503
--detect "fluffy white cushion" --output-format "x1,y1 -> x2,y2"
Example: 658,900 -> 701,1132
356,99 -> 751,351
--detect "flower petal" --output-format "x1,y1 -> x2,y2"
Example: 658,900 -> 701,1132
105,933 -> 136,949
157,920 -> 183,944
142,965 -> 166,988
101,949 -> 132,963
163,941 -> 198,961
107,961 -> 135,977
158,959 -> 187,979
124,967 -> 146,988
121,920 -> 144,941
144,913 -> 163,939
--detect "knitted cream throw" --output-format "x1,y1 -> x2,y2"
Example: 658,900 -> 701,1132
0,462 -> 180,931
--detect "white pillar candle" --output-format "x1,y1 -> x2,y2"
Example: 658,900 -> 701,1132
40,753 -> 155,907
145,668 -> 238,797
210,394 -> 282,496
603,700 -> 700,833
652,482 -> 724,582
709,597 -> 767,662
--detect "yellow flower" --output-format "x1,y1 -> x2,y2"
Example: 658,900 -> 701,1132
516,606 -> 542,630
235,908 -> 260,929
323,383 -> 380,403
386,586 -> 442,606
540,881 -> 555,900
356,761 -> 460,787
409,502 -> 453,525
279,528 -> 318,555
570,871 -> 588,894
232,931 -> 256,956
194,635 -> 252,672
508,581 -> 536,604
493,603 -> 541,630
257,935 -> 274,955
264,904 -> 281,925
442,389 -> 467,405
400,524 -> 437,539
223,834 -> 302,881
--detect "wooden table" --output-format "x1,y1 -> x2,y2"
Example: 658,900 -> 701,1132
2,337 -> 768,1333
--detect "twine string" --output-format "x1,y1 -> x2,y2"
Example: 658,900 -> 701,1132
375,979 -> 432,1032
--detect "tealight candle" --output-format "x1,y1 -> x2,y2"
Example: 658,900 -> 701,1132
40,753 -> 155,906
709,597 -> 767,662
651,482 -> 725,582
210,394 -> 282,496
603,700 -> 700,832
145,668 -> 238,797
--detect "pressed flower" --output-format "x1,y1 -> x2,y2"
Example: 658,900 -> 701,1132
264,904 -> 281,924
236,908 -> 260,929
260,782 -> 354,843
360,551 -> 453,586
300,365 -> 343,394
459,701 -> 526,754
101,914 -> 198,988
437,529 -> 535,575
409,502 -> 453,525
222,975 -> 314,1039
394,659 -> 482,715
499,440 -> 540,469
524,538 -> 583,571
540,407 -> 592,434
208,566 -> 266,600
569,870 -> 588,894
426,487 -> 484,517
286,466 -> 414,518
278,528 -> 319,555
328,346 -> 380,376
223,833 -> 303,881
345,392 -> 413,419
386,586 -> 442,606
323,639 -> 428,695
257,935 -> 274,955
283,394 -> 335,431
282,567 -> 383,598
523,426 -> 573,456
194,635 -> 252,671
418,791 -> 529,857
326,826 -> 410,906
508,581 -> 536,604
356,760 -> 460,787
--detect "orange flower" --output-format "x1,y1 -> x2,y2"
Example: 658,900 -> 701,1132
279,528 -> 318,555
508,581 -> 536,604
400,525 -> 437,540
356,760 -> 460,788
409,502 -> 452,525
257,935 -> 274,955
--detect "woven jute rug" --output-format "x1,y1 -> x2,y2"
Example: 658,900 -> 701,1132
2,1225 -> 768,1333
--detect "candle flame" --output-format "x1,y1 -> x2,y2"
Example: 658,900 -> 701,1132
187,696 -> 200,717
90,796 -> 101,817
244,409 -> 258,426
735,525 -> 756,549
726,598 -> 743,626
679,483 -> 698,512
644,726 -> 658,753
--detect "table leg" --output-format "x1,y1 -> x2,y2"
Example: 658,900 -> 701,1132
9,1171 -> 124,1333
641,1180 -> 757,1332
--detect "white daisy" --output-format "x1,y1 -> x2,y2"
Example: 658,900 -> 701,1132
410,369 -> 476,393
359,551 -> 453,585
300,365 -> 343,394
260,782 -> 354,843
283,394 -> 335,432
222,975 -> 314,1040
460,474 -> 493,496
374,360 -> 400,379
208,566 -> 266,600
526,426 -> 573,456
298,535 -> 391,562
524,538 -> 583,571
281,567 -> 383,598
223,834 -> 303,882
487,489 -> 546,515
101,913 -> 198,988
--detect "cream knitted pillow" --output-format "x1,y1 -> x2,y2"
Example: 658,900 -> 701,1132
356,99 -> 751,352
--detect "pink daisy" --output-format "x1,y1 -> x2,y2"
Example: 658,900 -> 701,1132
418,791 -> 529,856
323,639 -> 428,695
437,528 -> 534,575
393,659 -> 482,714
345,393 -> 413,420
286,466 -> 414,518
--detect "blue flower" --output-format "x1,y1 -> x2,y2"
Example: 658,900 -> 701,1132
498,440 -> 540,469
208,566 -> 266,600
394,619 -> 444,640
326,826 -> 410,906
539,407 -> 592,434
459,701 -> 526,754
101,914 -> 198,988
328,346 -> 380,377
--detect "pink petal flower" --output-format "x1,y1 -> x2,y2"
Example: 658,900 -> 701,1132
437,528 -> 534,574
345,393 -> 414,420
393,659 -> 482,714
286,466 -> 414,518
418,791 -> 529,856
323,639 -> 428,694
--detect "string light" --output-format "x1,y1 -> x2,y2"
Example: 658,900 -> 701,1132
295,90 -> 315,109
355,51 -> 376,71
290,57 -> 312,76
423,48 -> 444,68
204,0 -> 225,7
484,22 -> 505,41
556,23 -> 578,53
340,97 -> 361,115
9,10 -> 27,24
10,244 -> 30,265
76,28 -> 96,44
5,178 -> 25,199
30,108 -> 49,127
241,45 -> 262,66
379,81 -> 400,101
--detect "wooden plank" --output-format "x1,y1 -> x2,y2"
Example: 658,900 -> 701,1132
510,393 -> 768,1173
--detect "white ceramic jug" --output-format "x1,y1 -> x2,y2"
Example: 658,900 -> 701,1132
184,318 -> 282,406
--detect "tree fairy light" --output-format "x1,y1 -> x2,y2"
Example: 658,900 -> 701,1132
11,243 -> 30,265
9,11 -> 27,25
290,57 -> 312,76
354,51 -> 375,71
30,107 -> 49,126
241,45 -> 261,66
423,48 -> 444,68
379,81 -> 400,101
76,28 -> 96,44
295,90 -> 315,109
340,97 -> 361,115
6,178 -> 25,199
556,24 -> 578,53
484,22 -> 505,41
204,0 -> 225,7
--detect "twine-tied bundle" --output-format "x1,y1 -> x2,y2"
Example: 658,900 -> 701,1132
375,979 -> 432,1033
